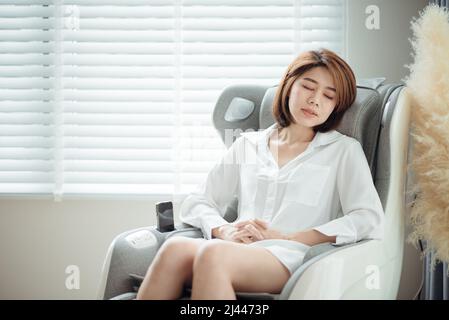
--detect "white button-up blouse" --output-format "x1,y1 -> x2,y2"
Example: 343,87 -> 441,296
179,123 -> 384,246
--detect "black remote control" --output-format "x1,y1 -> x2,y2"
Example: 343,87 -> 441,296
155,201 -> 175,232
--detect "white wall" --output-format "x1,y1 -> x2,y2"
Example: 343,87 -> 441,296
0,0 -> 428,299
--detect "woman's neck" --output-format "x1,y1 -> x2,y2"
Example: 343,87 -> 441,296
278,124 -> 315,146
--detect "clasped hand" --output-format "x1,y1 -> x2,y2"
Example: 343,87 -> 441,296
216,219 -> 286,244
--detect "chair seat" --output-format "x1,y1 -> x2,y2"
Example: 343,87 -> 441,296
125,273 -> 278,300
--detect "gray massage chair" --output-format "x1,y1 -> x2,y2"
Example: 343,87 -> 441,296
98,78 -> 412,300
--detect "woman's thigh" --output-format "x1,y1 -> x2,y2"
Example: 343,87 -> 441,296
197,240 -> 290,294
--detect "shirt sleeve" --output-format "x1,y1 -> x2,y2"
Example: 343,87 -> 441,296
179,136 -> 243,239
313,140 -> 385,245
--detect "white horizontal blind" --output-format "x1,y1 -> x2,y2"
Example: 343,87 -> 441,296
298,0 -> 345,53
59,0 -> 177,197
0,0 -> 345,198
0,0 -> 56,195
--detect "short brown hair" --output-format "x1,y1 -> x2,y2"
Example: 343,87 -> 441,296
272,48 -> 357,132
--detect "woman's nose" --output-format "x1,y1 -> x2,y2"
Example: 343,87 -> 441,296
308,95 -> 319,107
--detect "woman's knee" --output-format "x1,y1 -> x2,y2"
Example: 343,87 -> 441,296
156,237 -> 201,267
193,240 -> 229,272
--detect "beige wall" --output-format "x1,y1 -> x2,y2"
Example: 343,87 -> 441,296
0,0 -> 428,299
0,197 -> 164,299
347,0 -> 428,83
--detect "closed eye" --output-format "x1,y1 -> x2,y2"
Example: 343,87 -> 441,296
303,85 -> 334,100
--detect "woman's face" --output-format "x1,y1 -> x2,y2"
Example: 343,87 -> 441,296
287,66 -> 337,127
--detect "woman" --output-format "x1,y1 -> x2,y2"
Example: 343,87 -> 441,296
136,48 -> 384,300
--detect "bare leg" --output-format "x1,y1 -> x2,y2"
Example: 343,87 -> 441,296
191,239 -> 290,300
136,236 -> 206,300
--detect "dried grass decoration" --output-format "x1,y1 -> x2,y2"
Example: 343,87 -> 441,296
404,4 -> 449,265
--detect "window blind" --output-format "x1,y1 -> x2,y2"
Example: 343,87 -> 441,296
0,0 -> 346,199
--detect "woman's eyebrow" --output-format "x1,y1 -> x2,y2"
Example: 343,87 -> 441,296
303,77 -> 336,92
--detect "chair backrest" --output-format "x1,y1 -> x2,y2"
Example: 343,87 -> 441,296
212,80 -> 396,222
372,83 -> 405,210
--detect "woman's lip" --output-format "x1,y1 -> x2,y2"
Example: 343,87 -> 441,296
301,109 -> 317,117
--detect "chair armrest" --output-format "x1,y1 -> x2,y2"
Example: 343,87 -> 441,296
281,240 -> 395,299
97,224 -> 203,300
302,241 -> 337,263
170,224 -> 203,239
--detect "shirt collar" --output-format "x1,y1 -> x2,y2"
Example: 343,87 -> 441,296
262,123 -> 343,149
312,128 -> 344,147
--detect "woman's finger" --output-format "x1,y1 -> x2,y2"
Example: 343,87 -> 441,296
234,220 -> 251,228
236,220 -> 263,231
233,229 -> 251,239
233,231 -> 252,244
239,236 -> 253,244
244,224 -> 264,240
254,219 -> 268,229
233,230 -> 256,244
